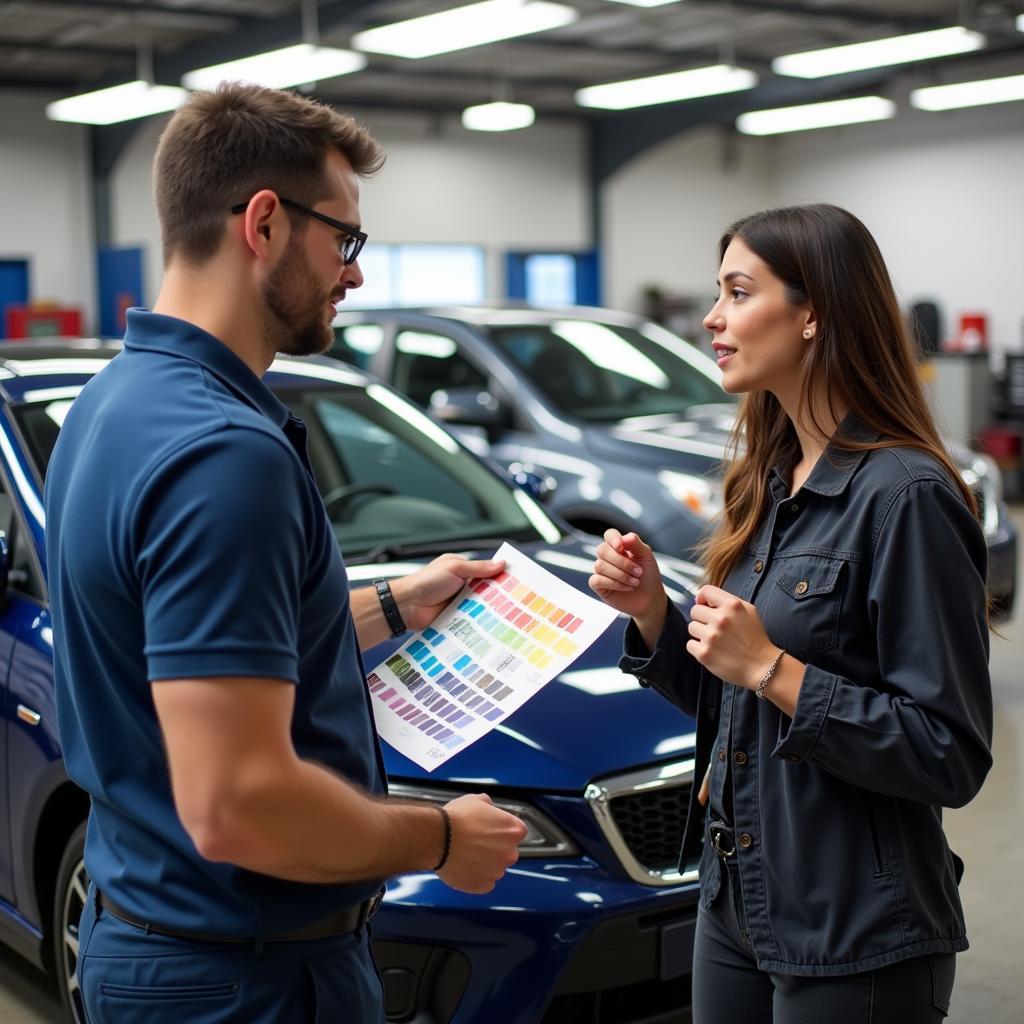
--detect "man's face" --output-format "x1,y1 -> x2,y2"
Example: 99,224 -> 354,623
262,150 -> 364,357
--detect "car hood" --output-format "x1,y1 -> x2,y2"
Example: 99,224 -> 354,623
584,404 -> 734,471
354,535 -> 699,793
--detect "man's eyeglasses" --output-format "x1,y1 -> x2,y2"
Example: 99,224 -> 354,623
231,197 -> 367,265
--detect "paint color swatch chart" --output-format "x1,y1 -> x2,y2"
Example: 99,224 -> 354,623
367,542 -> 619,771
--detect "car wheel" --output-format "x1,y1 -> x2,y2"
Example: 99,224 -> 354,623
53,821 -> 88,1024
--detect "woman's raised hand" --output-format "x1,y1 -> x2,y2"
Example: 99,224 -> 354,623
589,529 -> 666,622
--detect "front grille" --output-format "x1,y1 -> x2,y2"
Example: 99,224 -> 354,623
542,975 -> 692,1024
610,784 -> 692,873
585,760 -> 697,886
541,903 -> 696,1024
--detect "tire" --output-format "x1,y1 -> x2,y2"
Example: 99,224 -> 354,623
53,821 -> 88,1024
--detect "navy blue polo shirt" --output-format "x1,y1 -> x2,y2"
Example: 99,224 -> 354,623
45,309 -> 387,938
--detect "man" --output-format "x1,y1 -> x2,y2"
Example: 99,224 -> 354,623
45,83 -> 526,1022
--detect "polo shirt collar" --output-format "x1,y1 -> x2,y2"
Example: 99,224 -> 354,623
769,412 -> 881,499
122,307 -> 290,429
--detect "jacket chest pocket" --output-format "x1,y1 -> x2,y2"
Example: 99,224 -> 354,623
763,556 -> 846,659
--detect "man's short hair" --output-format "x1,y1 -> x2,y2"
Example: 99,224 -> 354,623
154,83 -> 385,267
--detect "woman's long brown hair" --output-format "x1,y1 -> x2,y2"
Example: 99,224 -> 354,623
698,204 -> 977,588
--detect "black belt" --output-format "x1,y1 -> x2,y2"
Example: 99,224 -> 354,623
96,887 -> 384,945
708,820 -> 736,859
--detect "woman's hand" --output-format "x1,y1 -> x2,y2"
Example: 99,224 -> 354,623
589,529 -> 665,620
686,584 -> 781,689
697,765 -> 710,807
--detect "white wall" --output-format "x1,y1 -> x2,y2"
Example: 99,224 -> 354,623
602,126 -> 774,330
110,108 -> 591,306
0,91 -> 95,331
109,116 -> 165,312
602,100 -> 1024,359
772,100 -> 1024,360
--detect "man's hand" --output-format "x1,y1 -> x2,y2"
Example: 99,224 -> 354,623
392,554 -> 506,632
436,793 -> 528,894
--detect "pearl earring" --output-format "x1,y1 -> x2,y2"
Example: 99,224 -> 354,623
803,329 -> 813,339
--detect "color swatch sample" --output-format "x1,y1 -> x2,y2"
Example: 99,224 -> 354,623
367,542 -> 619,770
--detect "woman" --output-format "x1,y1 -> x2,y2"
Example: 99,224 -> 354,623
590,204 -> 992,1022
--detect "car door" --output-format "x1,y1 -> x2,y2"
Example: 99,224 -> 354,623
0,467 -> 49,905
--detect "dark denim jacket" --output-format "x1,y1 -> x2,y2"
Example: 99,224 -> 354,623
620,429 -> 993,976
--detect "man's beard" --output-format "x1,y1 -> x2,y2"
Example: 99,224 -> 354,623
261,239 -> 336,357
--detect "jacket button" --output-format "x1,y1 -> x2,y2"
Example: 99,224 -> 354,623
734,751 -> 748,766
717,748 -> 726,762
795,580 -> 809,595
753,559 -> 764,573
738,833 -> 754,849
790,503 -> 799,513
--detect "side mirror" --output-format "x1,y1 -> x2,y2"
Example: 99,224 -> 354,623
507,462 -> 558,504
429,387 -> 506,431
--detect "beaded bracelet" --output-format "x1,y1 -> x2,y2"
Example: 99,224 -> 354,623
432,807 -> 453,872
754,650 -> 785,699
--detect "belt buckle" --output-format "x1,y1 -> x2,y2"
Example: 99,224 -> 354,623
365,887 -> 385,924
709,822 -> 735,859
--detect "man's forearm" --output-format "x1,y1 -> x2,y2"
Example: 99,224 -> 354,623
190,757 -> 443,883
351,581 -> 402,652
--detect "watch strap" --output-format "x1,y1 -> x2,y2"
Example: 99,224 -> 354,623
374,579 -> 407,638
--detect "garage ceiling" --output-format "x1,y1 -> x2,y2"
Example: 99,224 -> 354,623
3,0 -> 1023,119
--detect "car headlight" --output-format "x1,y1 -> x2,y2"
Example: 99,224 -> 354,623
657,469 -> 724,522
960,454 -> 1002,538
388,783 -> 579,858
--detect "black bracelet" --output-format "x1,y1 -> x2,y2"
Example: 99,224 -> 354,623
373,578 -> 407,638
432,807 -> 452,872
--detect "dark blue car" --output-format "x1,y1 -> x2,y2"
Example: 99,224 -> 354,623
0,342 -> 702,1024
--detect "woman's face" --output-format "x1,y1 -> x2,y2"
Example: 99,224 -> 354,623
703,236 -> 813,396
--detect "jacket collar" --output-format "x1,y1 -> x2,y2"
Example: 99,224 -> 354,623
769,413 -> 881,499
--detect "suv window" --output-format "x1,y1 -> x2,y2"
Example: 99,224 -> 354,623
488,320 -> 728,422
332,323 -> 385,371
392,331 -> 488,408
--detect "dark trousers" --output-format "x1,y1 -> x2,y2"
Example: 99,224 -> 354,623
692,858 -> 956,1024
77,889 -> 385,1023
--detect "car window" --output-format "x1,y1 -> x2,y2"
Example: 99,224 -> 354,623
14,381 -> 560,560
488,319 -> 730,422
0,471 -> 43,602
332,323 -> 384,371
392,330 -> 488,407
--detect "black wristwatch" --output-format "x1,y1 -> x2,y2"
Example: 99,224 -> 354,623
373,579 -> 407,638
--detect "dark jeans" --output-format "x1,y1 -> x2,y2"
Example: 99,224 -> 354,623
77,887 -> 385,1023
692,857 -> 956,1024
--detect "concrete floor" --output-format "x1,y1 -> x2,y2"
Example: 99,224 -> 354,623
1,509 -> 1022,1024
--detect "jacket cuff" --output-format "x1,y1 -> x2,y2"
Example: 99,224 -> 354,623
618,597 -> 690,688
772,662 -> 835,763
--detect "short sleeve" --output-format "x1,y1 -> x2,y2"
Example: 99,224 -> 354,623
133,428 -> 311,683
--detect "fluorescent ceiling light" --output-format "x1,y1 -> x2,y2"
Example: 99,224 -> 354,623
462,100 -> 536,131
1018,14 -> 1024,32
183,44 -> 365,90
604,0 -> 684,7
46,80 -> 188,125
351,0 -> 577,59
737,96 -> 896,135
911,73 -> 1024,111
576,64 -> 757,110
773,26 -> 985,78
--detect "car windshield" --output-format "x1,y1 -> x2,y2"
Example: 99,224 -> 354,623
13,377 -> 560,561
487,318 -> 733,423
